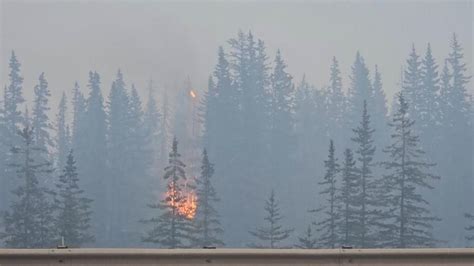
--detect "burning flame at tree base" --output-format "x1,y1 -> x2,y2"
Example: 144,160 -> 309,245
165,183 -> 197,220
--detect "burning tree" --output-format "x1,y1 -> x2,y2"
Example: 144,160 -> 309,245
141,137 -> 194,248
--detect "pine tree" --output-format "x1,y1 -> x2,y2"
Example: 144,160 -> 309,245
201,76 -> 217,152
0,127 -> 55,248
269,50 -> 296,205
55,92 -> 70,171
351,100 -> 378,247
71,81 -> 86,150
295,225 -> 317,249
4,51 -> 25,136
193,149 -> 224,247
438,34 -> 473,246
32,72 -> 53,154
141,137 -> 193,248
347,52 -> 372,131
159,88 -> 171,165
1,51 -> 25,212
402,44 -> 423,124
143,80 -> 162,175
54,150 -> 94,247
338,148 -> 359,247
106,69 -> 131,244
327,57 -> 346,147
380,93 -> 440,248
80,71 -> 108,246
249,190 -> 293,248
313,140 -> 340,248
371,65 -> 389,155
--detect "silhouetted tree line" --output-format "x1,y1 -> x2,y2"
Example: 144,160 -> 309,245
0,31 -> 472,248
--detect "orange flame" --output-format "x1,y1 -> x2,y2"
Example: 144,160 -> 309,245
165,182 -> 197,220
189,90 -> 196,99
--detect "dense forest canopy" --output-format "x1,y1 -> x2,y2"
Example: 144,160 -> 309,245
0,2 -> 472,249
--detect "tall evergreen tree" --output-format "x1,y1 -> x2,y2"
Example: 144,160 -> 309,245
402,44 -> 423,124
143,80 -> 162,174
313,140 -> 340,248
327,57 -> 346,147
351,100 -> 378,247
159,88 -> 171,164
141,137 -> 193,248
32,72 -> 53,154
269,49 -> 296,195
347,52 -> 372,131
438,34 -> 473,246
106,69 -> 131,244
193,149 -> 223,247
0,127 -> 55,248
1,51 -> 25,212
55,92 -> 70,171
338,148 -> 359,246
295,225 -> 317,249
371,65 -> 389,155
79,71 -> 108,246
249,190 -> 293,248
380,93 -> 440,248
4,51 -> 25,135
71,81 -> 86,151
54,150 -> 94,247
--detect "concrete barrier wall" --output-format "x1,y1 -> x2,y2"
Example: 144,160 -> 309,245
0,248 -> 473,265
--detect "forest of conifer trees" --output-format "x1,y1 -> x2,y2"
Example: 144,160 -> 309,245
0,30 -> 472,249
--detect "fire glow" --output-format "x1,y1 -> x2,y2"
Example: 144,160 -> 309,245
165,182 -> 197,220
189,90 -> 197,99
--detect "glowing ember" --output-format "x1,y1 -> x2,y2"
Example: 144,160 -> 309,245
165,182 -> 197,220
189,90 -> 197,99
179,192 -> 197,219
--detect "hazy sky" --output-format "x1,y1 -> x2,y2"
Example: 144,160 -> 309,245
1,0 -> 472,112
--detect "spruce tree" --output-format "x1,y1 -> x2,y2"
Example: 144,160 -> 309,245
193,149 -> 223,247
380,93 -> 440,248
55,92 -> 70,171
54,150 -> 94,247
419,43 -> 441,149
201,76 -> 217,152
249,190 -> 293,248
402,44 -> 423,124
327,56 -> 346,147
143,80 -> 162,175
338,148 -> 359,247
269,49 -> 296,197
159,88 -> 171,165
2,51 -> 25,212
347,52 -> 372,130
313,140 -> 340,248
0,127 -> 55,248
106,70 -> 131,244
32,72 -> 53,154
71,81 -> 86,150
80,71 -> 108,246
435,35 -> 473,246
4,51 -> 25,136
371,65 -> 389,156
351,100 -> 378,247
295,225 -> 317,249
142,137 -> 192,248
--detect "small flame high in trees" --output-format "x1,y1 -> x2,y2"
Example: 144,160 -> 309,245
141,137 -> 194,248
